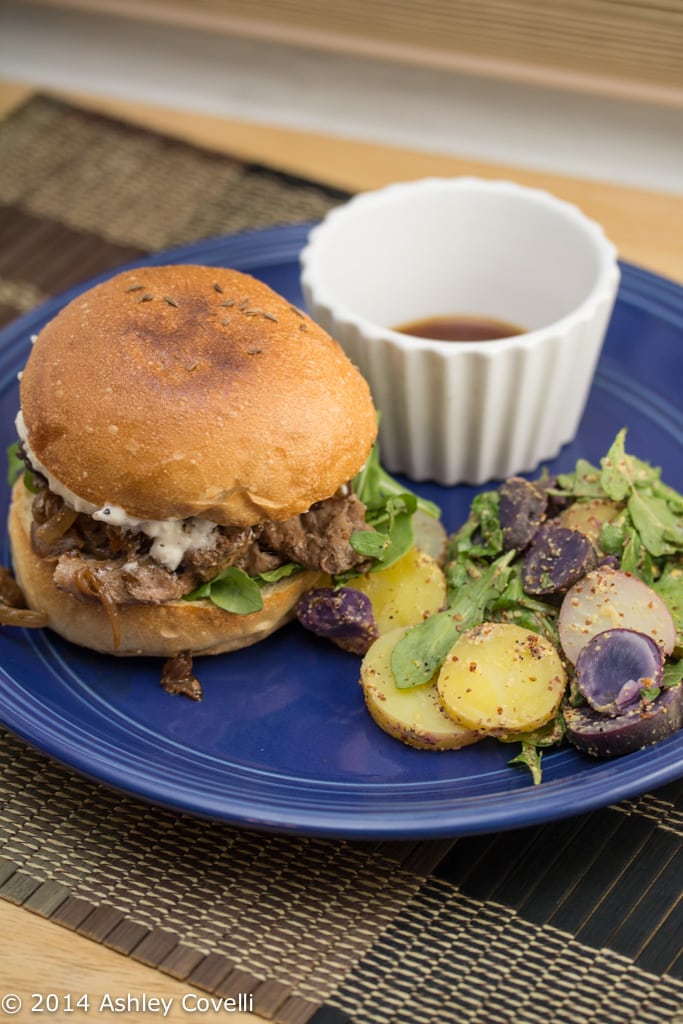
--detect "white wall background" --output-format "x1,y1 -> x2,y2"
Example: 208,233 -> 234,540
0,1 -> 681,195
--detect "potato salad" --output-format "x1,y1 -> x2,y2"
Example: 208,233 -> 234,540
297,430 -> 683,783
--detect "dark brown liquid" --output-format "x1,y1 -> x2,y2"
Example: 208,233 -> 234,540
395,314 -> 524,342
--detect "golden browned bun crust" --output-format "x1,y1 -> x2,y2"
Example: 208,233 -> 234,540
9,479 -> 321,657
20,265 -> 377,526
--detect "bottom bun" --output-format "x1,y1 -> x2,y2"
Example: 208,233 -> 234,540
8,479 -> 321,657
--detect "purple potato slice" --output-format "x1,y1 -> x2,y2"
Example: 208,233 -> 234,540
296,586 -> 378,655
499,477 -> 547,551
564,682 -> 683,758
523,525 -> 598,595
575,628 -> 663,715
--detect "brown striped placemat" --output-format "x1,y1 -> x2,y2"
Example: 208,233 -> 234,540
0,93 -> 348,329
0,95 -> 682,1024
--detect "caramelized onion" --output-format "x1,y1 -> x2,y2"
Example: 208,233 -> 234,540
33,503 -> 79,544
0,567 -> 26,608
31,522 -> 80,559
0,606 -> 49,628
31,488 -> 63,525
0,566 -> 48,628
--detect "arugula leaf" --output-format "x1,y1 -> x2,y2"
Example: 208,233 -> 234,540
445,548 -> 516,614
653,562 -> 683,651
390,610 -> 459,689
595,428 -> 683,560
598,508 -> 631,556
503,717 -> 566,785
621,529 -> 659,582
6,441 -> 23,486
6,440 -> 43,494
347,443 -> 441,576
379,509 -> 415,569
600,428 -> 633,501
627,490 -> 683,557
353,442 -> 440,520
379,469 -> 440,521
184,567 -> 264,614
554,458 -> 604,499
352,444 -> 382,508
350,530 -> 394,560
256,563 -> 301,584
391,550 -> 516,688
507,743 -> 544,785
491,564 -> 561,647
662,659 -> 683,689
184,561 -> 306,614
449,490 -> 503,560
554,429 -> 683,576
351,491 -> 416,571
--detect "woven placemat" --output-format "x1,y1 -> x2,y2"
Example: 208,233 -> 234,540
0,95 -> 682,1024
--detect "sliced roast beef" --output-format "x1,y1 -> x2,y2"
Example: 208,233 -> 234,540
54,553 -> 188,605
259,491 -> 370,575
181,524 -> 282,580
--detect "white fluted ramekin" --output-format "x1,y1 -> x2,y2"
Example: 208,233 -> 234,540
300,177 -> 620,485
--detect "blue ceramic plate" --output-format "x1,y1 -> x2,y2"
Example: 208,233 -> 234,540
0,225 -> 681,838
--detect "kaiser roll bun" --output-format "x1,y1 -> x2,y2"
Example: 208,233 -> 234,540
19,264 -> 377,525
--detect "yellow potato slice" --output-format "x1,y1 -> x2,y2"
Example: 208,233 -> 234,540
412,510 -> 448,564
557,497 -> 621,549
351,547 -> 447,634
437,622 -> 566,737
360,628 -> 479,750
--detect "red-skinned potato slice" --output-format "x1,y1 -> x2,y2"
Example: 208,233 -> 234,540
559,567 -> 676,665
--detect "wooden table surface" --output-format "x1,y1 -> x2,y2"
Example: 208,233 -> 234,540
0,78 -> 682,1022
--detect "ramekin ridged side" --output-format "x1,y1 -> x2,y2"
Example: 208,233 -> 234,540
301,178 -> 620,485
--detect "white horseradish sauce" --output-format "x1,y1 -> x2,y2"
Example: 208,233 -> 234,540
15,410 -> 219,571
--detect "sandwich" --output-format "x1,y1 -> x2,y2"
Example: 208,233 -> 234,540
7,264 -> 380,676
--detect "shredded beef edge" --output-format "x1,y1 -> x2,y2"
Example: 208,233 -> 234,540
30,484 -> 372,608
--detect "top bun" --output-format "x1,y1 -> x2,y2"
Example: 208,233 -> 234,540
19,265 -> 377,526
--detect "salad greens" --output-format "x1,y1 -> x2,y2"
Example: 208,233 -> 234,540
503,717 -> 567,786
558,429 -> 683,570
346,441 -> 440,574
389,429 -> 683,781
184,563 -> 302,614
6,442 -> 23,486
